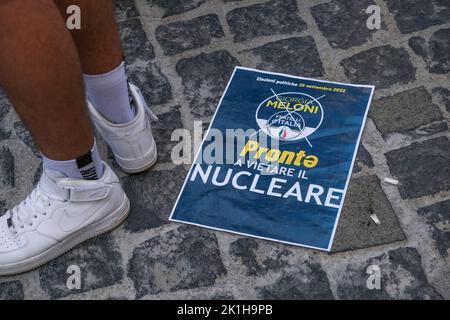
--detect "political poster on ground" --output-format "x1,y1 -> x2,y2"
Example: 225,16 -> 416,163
170,66 -> 375,251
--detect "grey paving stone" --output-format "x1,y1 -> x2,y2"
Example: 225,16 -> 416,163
353,145 -> 374,173
409,37 -> 429,59
0,200 -> 6,216
409,28 -> 450,74
119,19 -> 155,62
127,61 -> 173,107
211,293 -> 235,300
0,147 -> 15,188
121,165 -> 187,232
311,0 -> 380,49
152,106 -> 184,163
433,87 -> 450,113
226,0 -> 307,43
108,296 -> 129,300
418,199 -> 450,259
156,14 -> 224,56
386,0 -> 450,34
128,225 -> 226,298
331,175 -> 406,252
256,261 -> 334,300
249,36 -> 324,77
144,0 -> 206,17
176,50 -> 240,118
0,281 -> 24,300
230,238 -> 334,299
230,238 -> 291,276
39,234 -> 124,299
118,18 -> 171,106
408,121 -> 449,138
14,121 -> 40,158
341,45 -> 416,89
0,101 -> 11,141
337,247 -> 443,299
385,137 -> 450,199
114,0 -> 139,21
369,87 -> 443,135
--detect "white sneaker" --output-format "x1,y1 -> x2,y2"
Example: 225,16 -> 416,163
87,83 -> 158,174
0,162 -> 129,276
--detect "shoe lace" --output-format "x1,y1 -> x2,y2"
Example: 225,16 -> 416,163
7,187 -> 51,234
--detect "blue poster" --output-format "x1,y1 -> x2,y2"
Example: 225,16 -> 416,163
170,67 -> 375,251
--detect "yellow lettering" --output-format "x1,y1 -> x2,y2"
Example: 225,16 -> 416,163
304,105 -> 315,113
279,151 -> 296,164
265,149 -> 281,162
294,151 -> 306,166
304,155 -> 319,168
239,140 -> 319,168
240,140 -> 259,156
266,100 -> 277,108
255,147 -> 269,159
293,103 -> 303,111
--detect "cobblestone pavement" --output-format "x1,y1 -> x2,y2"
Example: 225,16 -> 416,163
0,0 -> 449,300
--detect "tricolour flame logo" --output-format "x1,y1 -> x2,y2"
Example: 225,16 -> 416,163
279,127 -> 288,139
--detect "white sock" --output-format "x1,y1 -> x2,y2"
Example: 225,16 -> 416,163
83,61 -> 135,124
42,140 -> 104,180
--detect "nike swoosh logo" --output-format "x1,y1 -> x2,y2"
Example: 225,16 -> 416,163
58,203 -> 106,233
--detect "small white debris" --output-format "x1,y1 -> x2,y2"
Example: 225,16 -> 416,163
370,214 -> 381,225
383,177 -> 398,185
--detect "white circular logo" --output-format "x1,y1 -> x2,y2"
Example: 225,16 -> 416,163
256,92 -> 324,141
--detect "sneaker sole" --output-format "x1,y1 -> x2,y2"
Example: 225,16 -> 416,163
116,144 -> 158,174
0,195 -> 130,277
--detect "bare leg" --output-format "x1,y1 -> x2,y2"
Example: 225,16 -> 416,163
54,0 -> 123,74
52,0 -> 157,175
54,0 -> 135,125
0,0 -> 94,161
